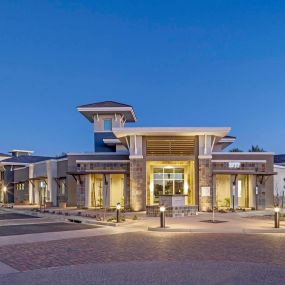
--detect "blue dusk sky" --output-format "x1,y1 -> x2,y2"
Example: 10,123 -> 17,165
0,0 -> 284,156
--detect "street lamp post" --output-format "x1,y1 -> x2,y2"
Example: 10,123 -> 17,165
159,205 -> 166,228
116,203 -> 121,223
274,207 -> 280,229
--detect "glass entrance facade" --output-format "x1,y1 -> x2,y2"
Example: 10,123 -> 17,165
146,161 -> 195,205
153,167 -> 184,203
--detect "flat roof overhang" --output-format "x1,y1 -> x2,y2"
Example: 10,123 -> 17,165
77,107 -> 137,123
28,176 -> 48,181
67,169 -> 128,175
113,127 -> 231,138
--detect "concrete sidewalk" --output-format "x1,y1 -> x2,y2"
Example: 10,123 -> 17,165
3,207 -> 285,237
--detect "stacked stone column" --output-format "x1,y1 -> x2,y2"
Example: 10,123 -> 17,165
130,159 -> 146,211
199,159 -> 213,211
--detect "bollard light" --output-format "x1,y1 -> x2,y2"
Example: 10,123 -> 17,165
116,203 -> 121,223
160,205 -> 165,212
159,205 -> 166,228
274,207 -> 280,228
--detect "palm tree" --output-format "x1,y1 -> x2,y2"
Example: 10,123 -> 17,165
230,148 -> 243,152
248,145 -> 265,152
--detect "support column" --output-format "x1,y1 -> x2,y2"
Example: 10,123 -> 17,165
29,164 -> 34,204
47,160 -> 58,207
198,135 -> 214,211
248,175 -> 256,209
76,177 -> 85,209
124,173 -> 130,209
231,175 -> 238,209
102,174 -> 110,208
85,175 -> 91,208
199,159 -> 213,211
194,136 -> 200,207
212,174 -> 217,209
130,159 -> 146,211
129,135 -> 146,211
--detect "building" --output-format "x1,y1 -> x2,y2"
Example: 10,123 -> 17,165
273,155 -> 285,206
0,150 -> 53,204
0,101 -> 275,211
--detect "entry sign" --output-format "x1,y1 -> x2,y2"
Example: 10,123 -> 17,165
201,187 -> 211,197
229,162 -> 241,169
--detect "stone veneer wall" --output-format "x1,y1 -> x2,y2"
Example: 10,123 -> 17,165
124,173 -> 131,210
130,159 -> 146,211
199,159 -> 213,211
76,177 -> 86,209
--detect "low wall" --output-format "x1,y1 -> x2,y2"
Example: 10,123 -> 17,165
146,205 -> 198,217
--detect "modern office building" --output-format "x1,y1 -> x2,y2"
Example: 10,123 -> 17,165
0,101 -> 275,211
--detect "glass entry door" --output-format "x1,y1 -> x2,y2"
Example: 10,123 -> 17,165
153,167 -> 184,204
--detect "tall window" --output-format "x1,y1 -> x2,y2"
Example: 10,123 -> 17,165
153,167 -> 184,203
103,119 -> 112,131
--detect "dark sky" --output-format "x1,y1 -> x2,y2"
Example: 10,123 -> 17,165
0,0 -> 284,155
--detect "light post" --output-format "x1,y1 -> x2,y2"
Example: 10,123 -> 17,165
274,207 -> 280,229
3,186 -> 7,205
116,202 -> 121,223
159,205 -> 166,228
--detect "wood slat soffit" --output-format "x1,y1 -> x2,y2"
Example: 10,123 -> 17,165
146,138 -> 195,156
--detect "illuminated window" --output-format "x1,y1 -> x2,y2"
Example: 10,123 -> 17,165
16,183 -> 25,190
103,119 -> 112,131
153,167 -> 184,203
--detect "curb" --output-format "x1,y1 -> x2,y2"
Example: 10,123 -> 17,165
148,227 -> 285,234
1,208 -> 119,227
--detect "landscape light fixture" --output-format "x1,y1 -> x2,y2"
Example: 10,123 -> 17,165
116,203 -> 121,223
159,205 -> 166,228
3,186 -> 7,205
274,207 -> 280,229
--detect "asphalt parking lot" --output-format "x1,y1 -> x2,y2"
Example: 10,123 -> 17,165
0,209 -> 100,236
0,213 -> 39,220
0,222 -> 99,236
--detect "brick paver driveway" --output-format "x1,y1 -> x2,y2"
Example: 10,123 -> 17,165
0,232 -> 285,272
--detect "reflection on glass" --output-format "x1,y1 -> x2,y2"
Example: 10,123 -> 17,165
154,180 -> 163,204
175,180 -> 184,194
152,167 -> 185,199
165,180 -> 173,195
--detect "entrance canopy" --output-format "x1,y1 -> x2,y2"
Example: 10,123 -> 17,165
113,127 -> 231,138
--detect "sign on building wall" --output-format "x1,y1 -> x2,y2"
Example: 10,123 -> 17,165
201,186 -> 211,197
229,162 -> 241,169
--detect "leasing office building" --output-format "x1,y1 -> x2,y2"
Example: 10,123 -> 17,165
1,101 -> 275,211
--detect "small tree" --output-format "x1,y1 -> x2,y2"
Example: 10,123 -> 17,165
230,148 -> 243,152
248,145 -> 265,152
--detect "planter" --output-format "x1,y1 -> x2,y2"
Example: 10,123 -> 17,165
59,202 -> 67,209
